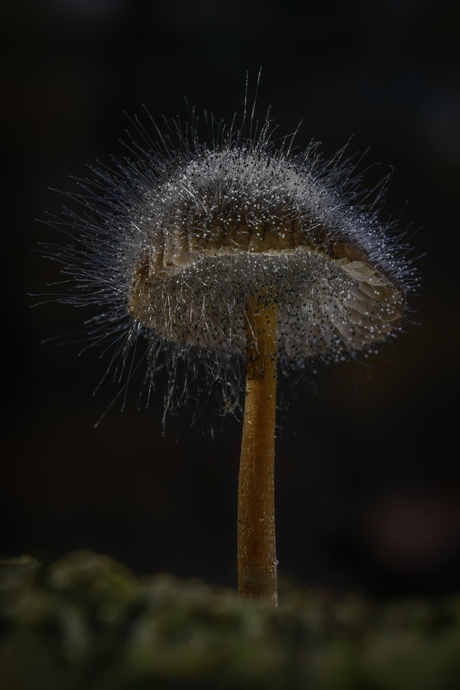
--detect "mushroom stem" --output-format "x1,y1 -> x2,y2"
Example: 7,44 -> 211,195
237,291 -> 278,605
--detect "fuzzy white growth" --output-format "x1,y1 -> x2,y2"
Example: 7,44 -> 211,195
44,111 -> 417,419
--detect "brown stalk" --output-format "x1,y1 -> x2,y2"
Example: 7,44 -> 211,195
237,291 -> 278,605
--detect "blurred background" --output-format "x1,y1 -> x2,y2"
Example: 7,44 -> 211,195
1,0 -> 459,599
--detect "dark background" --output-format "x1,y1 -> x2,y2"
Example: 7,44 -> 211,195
1,0 -> 459,598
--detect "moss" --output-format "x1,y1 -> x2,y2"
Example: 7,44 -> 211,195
1,552 -> 460,689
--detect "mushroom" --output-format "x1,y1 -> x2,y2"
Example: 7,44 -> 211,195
46,113 -> 413,606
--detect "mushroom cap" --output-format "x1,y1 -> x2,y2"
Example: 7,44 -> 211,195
126,146 -> 406,362
47,121 -> 415,418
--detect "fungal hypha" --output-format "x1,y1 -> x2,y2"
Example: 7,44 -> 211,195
44,96 -> 415,604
